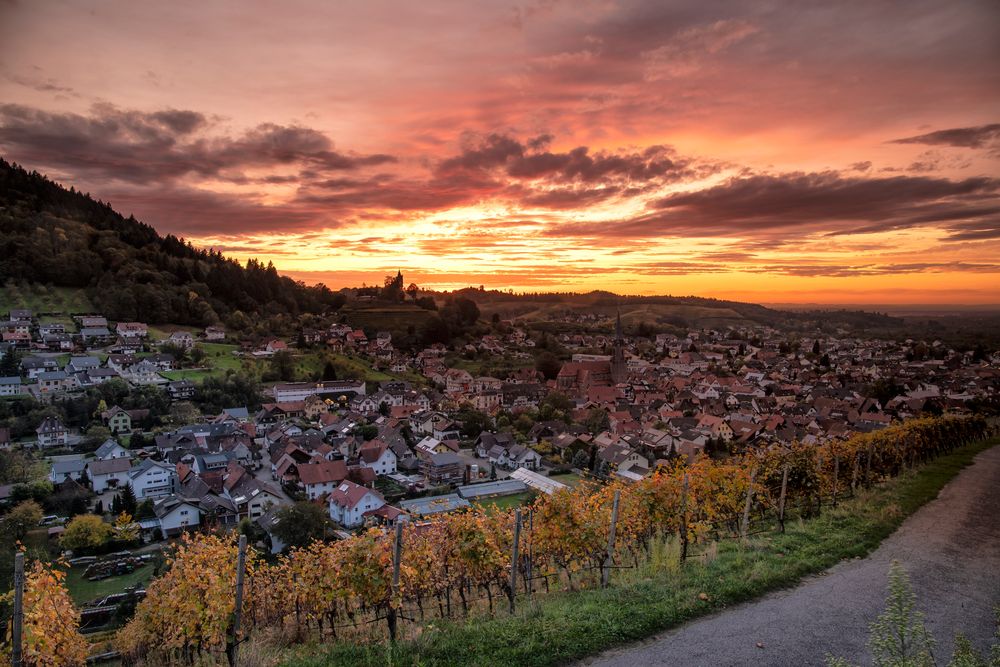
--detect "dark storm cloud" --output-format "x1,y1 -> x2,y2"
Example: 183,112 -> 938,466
891,123 -> 1000,149
5,73 -> 77,94
0,103 -> 396,185
939,220 -> 1000,242
294,132 -> 707,215
437,132 -> 701,185
101,187 -> 324,236
548,171 -> 1000,240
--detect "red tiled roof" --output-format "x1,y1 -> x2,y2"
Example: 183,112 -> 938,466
328,480 -> 384,510
298,459 -> 348,485
358,440 -> 388,463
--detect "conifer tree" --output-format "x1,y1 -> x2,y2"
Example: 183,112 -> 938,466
120,482 -> 138,516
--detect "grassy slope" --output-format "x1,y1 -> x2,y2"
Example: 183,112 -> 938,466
284,437 -> 999,667
0,282 -> 94,316
475,301 -> 749,328
341,304 -> 434,340
297,351 -> 427,386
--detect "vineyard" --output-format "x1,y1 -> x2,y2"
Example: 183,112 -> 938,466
1,414 -> 993,666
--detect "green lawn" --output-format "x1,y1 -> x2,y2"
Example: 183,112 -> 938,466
197,343 -> 246,373
549,472 -> 584,488
283,437 -> 999,667
472,492 -> 531,512
64,563 -> 155,606
159,369 -> 222,382
38,314 -> 78,329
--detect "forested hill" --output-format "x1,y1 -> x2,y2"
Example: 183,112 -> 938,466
0,159 -> 344,325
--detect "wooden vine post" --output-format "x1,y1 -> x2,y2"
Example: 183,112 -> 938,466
526,509 -> 534,596
679,474 -> 690,566
226,534 -> 247,667
832,454 -> 840,508
11,551 -> 24,667
865,443 -> 874,487
601,490 -> 621,588
778,464 -> 790,534
508,508 -> 522,614
387,521 -> 403,642
740,467 -> 756,542
851,453 -> 859,496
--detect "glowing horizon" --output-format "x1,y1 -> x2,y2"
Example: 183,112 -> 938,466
1,1 -> 998,304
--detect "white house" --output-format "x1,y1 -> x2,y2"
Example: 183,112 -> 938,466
487,444 -> 543,470
95,439 -> 130,461
205,326 -> 226,341
166,331 -> 194,350
0,377 -> 23,397
327,480 -> 386,528
38,370 -> 73,395
128,459 -> 178,499
225,479 -> 283,520
49,458 -> 87,484
598,443 -> 650,479
444,369 -> 473,394
87,457 -> 133,493
36,416 -> 68,448
272,380 -> 367,403
297,459 -> 348,500
124,360 -> 164,386
153,495 -> 201,537
115,322 -> 148,339
357,441 -> 397,476
256,505 -> 287,554
508,445 -> 544,471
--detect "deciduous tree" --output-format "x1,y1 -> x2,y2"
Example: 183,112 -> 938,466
60,514 -> 112,552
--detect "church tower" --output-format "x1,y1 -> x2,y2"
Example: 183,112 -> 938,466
611,311 -> 627,384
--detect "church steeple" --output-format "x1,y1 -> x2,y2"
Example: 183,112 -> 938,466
615,310 -> 623,341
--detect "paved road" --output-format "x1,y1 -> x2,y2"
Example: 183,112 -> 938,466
581,445 -> 1000,667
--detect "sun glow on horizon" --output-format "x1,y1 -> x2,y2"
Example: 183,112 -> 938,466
1,0 -> 997,304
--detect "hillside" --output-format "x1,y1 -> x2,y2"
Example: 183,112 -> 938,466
1,158 -> 910,337
0,159 -> 344,325
456,288 -> 903,333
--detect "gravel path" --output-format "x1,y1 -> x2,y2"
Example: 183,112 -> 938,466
581,445 -> 1000,667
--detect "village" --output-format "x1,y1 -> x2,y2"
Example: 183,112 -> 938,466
0,301 -> 998,635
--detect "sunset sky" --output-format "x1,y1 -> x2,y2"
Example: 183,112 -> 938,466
1,0 -> 998,304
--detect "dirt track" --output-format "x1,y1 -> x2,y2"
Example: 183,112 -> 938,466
581,445 -> 1000,667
